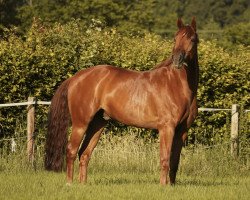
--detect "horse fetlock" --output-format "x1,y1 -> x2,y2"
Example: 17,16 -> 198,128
169,172 -> 177,184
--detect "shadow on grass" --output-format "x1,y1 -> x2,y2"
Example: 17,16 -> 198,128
89,173 -> 240,187
91,175 -> 159,185
176,177 -> 240,187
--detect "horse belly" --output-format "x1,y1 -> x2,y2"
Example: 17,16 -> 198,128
105,107 -> 158,129
103,90 -> 158,129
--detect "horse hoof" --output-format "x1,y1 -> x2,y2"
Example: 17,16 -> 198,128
66,182 -> 72,186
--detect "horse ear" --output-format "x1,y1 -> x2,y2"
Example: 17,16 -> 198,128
177,18 -> 184,29
191,17 -> 196,32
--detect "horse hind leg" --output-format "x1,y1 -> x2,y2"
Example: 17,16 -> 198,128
78,110 -> 108,183
66,123 -> 88,184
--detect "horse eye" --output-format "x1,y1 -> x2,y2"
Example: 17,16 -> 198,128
191,36 -> 196,42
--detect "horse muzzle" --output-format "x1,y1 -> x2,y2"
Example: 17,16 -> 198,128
172,52 -> 186,69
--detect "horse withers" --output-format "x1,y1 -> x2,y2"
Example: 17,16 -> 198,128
45,17 -> 199,185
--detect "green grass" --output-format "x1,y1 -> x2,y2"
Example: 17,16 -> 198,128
0,133 -> 249,200
0,171 -> 249,200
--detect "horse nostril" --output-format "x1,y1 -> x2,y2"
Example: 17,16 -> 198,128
172,51 -> 186,68
179,52 -> 185,62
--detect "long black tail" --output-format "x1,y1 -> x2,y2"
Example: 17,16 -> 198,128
45,79 -> 71,171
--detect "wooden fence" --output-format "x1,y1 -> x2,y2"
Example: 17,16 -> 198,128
0,97 -> 249,164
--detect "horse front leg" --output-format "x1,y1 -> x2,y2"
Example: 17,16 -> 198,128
169,128 -> 187,185
169,98 -> 197,184
159,125 -> 175,185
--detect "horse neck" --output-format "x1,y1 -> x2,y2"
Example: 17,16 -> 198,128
156,52 -> 199,94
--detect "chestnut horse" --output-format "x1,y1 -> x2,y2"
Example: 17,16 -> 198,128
45,18 -> 199,185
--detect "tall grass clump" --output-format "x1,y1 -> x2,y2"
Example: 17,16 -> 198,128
89,131 -> 159,174
0,121 -> 30,173
0,114 -> 46,173
180,145 -> 249,179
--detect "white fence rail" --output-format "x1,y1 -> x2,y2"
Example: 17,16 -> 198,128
0,97 -> 249,162
0,101 -> 51,107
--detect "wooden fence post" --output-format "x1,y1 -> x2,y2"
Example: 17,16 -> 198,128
27,97 -> 36,165
231,104 -> 239,158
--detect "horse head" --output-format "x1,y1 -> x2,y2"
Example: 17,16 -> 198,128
172,17 -> 199,69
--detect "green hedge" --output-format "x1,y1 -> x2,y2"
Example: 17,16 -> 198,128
0,21 -> 249,147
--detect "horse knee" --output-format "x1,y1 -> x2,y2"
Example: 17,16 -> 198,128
66,143 -> 78,161
160,158 -> 170,171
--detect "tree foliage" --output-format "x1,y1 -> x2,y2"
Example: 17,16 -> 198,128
0,0 -> 249,41
0,0 -> 23,29
15,0 -> 157,34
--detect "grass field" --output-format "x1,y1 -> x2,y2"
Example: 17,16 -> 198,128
0,134 -> 249,200
0,171 -> 249,200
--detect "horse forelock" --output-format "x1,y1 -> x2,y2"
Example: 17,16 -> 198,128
176,25 -> 196,39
